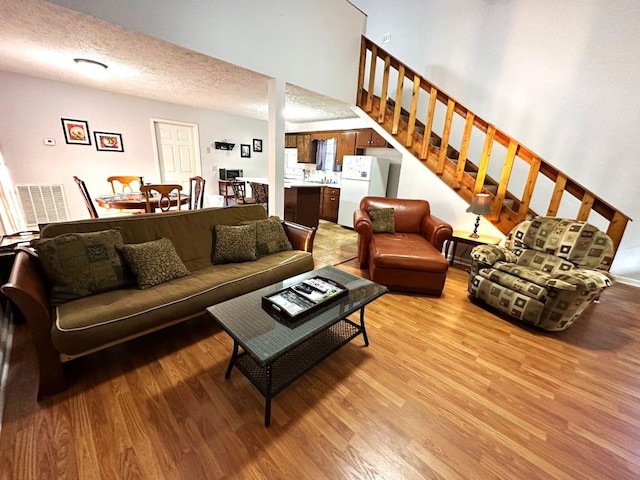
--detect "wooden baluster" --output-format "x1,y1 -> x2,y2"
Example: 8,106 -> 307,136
378,55 -> 391,123
392,64 -> 405,135
474,125 -> 495,194
518,155 -> 540,221
577,192 -> 595,221
420,86 -> 438,160
547,173 -> 567,216
606,211 -> 629,254
454,112 -> 475,189
365,45 -> 377,112
493,140 -> 517,220
357,37 -> 367,107
405,74 -> 421,147
436,99 -> 456,175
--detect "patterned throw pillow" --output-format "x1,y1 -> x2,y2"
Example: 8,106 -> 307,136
239,216 -> 292,257
368,207 -> 395,234
213,223 -> 258,264
32,229 -> 134,305
116,238 -> 190,289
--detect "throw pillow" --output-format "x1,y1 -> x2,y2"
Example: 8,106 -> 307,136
116,238 -> 190,289
239,216 -> 292,257
32,229 -> 134,305
213,223 -> 258,264
368,207 -> 395,234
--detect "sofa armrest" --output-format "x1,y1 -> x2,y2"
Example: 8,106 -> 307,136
282,220 -> 316,253
353,208 -> 374,268
548,269 -> 615,291
1,249 -> 66,397
421,214 -> 453,251
470,244 -> 517,267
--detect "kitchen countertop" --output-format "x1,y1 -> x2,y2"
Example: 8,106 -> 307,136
236,177 -> 339,188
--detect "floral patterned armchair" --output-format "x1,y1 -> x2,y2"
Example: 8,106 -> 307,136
468,216 -> 615,331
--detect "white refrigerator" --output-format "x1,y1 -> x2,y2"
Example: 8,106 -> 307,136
337,155 -> 390,227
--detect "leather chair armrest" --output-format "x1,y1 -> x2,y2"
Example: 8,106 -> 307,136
282,220 -> 316,252
353,208 -> 373,268
422,214 -> 453,251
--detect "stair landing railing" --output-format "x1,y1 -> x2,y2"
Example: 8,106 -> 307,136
357,36 -> 631,258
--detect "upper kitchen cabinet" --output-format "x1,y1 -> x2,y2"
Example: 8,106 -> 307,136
356,129 -> 387,148
296,134 -> 317,163
336,131 -> 357,166
284,134 -> 297,148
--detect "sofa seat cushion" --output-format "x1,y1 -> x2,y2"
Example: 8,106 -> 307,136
477,267 -> 550,301
52,250 -> 313,355
369,233 -> 448,272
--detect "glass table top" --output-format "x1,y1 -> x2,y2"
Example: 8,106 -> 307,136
207,265 -> 387,365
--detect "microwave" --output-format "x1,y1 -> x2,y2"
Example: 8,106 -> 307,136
219,168 -> 243,180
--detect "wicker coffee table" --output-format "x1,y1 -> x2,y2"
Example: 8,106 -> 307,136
206,265 -> 387,426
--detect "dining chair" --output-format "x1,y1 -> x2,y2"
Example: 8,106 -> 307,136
73,176 -> 99,219
140,184 -> 183,213
188,176 -> 206,210
108,175 -> 144,194
249,182 -> 268,213
230,181 -> 255,205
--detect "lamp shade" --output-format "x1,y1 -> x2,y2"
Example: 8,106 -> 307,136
466,193 -> 493,215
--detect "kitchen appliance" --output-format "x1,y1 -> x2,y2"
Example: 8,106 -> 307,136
337,155 -> 390,227
219,168 -> 243,180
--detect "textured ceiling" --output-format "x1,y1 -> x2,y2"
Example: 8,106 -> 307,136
0,0 -> 358,123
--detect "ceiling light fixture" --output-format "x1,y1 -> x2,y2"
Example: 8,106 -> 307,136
73,58 -> 108,71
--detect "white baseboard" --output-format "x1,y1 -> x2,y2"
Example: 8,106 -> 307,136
615,275 -> 640,288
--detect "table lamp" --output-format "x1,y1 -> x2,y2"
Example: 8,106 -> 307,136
466,193 -> 492,238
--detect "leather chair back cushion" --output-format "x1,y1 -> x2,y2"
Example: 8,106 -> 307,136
359,196 -> 430,234
505,216 -> 614,270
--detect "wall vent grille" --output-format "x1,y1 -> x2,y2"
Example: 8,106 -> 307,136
16,184 -> 69,229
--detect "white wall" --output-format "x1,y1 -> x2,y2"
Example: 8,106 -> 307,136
51,0 -> 366,106
0,71 -> 268,220
351,0 -> 640,282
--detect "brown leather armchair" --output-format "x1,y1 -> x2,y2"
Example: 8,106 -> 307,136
354,197 -> 453,296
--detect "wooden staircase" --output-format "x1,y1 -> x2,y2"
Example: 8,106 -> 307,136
357,37 -> 631,258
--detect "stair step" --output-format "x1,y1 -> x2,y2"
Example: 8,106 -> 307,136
503,198 -> 516,210
484,185 -> 498,195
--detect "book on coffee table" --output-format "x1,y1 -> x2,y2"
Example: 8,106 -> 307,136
262,276 -> 347,320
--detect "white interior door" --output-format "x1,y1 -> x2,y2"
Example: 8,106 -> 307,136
152,120 -> 201,190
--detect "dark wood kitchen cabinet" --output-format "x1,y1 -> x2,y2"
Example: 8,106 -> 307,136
284,134 -> 297,148
284,186 -> 321,227
296,134 -> 317,163
336,131 -> 357,166
320,186 -> 340,223
356,129 -> 387,148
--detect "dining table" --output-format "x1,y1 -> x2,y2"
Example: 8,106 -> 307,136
95,193 -> 190,212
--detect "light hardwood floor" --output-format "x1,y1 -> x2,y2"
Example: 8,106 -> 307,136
1,223 -> 639,479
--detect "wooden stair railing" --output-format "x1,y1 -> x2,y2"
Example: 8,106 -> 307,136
357,36 -> 631,258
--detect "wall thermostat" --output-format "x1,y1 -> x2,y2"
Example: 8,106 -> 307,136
43,138 -> 56,146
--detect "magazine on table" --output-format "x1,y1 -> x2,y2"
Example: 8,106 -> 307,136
262,277 -> 347,319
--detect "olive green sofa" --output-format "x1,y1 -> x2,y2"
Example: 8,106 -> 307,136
2,205 -> 316,398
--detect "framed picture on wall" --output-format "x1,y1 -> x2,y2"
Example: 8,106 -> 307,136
240,144 -> 251,158
94,131 -> 124,152
253,138 -> 263,152
61,118 -> 91,145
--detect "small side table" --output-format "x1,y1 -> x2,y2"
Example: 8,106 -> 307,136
445,229 -> 502,266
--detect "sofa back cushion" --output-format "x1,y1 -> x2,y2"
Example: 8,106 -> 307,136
359,196 -> 429,234
40,205 -> 268,271
505,216 -> 614,270
32,229 -> 134,304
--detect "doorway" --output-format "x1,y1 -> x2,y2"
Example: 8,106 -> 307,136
150,119 -> 202,189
